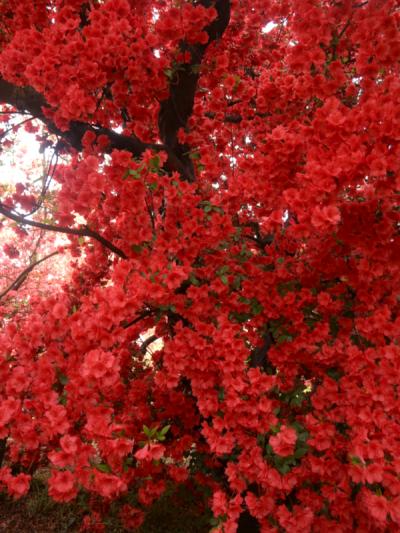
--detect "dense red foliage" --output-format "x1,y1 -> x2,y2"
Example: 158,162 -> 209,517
0,0 -> 400,531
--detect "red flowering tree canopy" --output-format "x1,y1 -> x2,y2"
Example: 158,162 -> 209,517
0,0 -> 399,531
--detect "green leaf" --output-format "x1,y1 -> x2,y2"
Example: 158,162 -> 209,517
128,168 -> 142,179
294,445 -> 309,459
250,298 -> 263,315
276,334 -> 293,345
210,517 -> 220,527
122,457 -> 133,472
158,304 -> 175,313
329,316 -> 340,337
216,265 -> 229,276
297,431 -> 309,443
159,424 -> 171,436
231,275 -> 243,290
189,273 -> 200,286
59,392 -> 67,406
143,425 -> 153,437
199,200 -> 224,215
131,244 -> 143,253
290,394 -> 304,407
96,463 -> 112,473
148,155 -> 161,172
229,311 -> 251,323
326,367 -> 343,381
59,373 -> 68,385
275,462 -> 291,474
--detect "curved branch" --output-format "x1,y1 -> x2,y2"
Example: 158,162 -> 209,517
0,205 -> 127,259
0,250 -> 59,301
139,334 -> 159,354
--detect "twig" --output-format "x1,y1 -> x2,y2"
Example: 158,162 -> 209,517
23,149 -> 59,217
0,205 -> 127,259
0,117 -> 33,139
122,309 -> 154,329
0,250 -> 59,300
139,334 -> 159,354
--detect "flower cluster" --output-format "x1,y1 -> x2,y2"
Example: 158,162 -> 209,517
0,0 -> 400,531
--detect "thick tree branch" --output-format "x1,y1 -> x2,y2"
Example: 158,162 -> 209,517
249,330 -> 274,371
158,0 -> 231,181
0,205 -> 127,259
0,250 -> 59,301
0,438 -> 6,468
0,79 -> 192,178
0,78 -> 153,154
0,2 -> 231,184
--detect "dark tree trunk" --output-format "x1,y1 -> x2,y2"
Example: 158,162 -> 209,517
0,438 -> 7,467
237,510 -> 260,533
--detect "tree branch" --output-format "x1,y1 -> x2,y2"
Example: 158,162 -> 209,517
139,334 -> 159,354
0,438 -> 6,468
0,78 -> 150,153
205,112 -> 243,124
0,250 -> 59,301
249,330 -> 274,372
0,78 -> 197,180
122,309 -> 154,329
0,205 -> 127,259
0,2 -> 231,184
158,0 -> 231,181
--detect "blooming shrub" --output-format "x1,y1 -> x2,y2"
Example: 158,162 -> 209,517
0,0 -> 399,531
